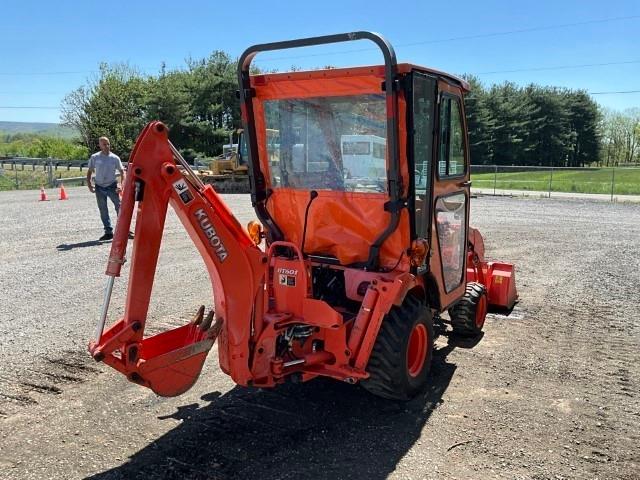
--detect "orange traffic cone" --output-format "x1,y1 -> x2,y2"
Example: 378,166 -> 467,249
39,186 -> 49,201
59,183 -> 69,200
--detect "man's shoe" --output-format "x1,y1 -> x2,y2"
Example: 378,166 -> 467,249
128,231 -> 135,239
99,232 -> 113,241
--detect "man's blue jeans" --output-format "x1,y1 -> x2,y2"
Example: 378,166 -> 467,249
95,182 -> 120,234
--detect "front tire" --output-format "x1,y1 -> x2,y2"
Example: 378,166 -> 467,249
448,282 -> 488,337
361,296 -> 434,400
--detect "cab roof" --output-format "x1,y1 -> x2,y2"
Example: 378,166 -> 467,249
250,63 -> 470,92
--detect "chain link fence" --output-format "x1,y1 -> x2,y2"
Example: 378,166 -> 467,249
471,165 -> 640,201
2,157 -> 639,201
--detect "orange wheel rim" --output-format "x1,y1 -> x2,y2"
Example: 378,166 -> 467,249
407,324 -> 428,377
475,295 -> 488,329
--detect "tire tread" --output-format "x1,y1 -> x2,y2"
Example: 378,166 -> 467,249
361,296 -> 433,400
449,282 -> 486,337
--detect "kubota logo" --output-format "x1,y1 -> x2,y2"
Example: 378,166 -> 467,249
194,209 -> 228,262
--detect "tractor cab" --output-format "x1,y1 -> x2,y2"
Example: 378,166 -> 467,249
239,33 -> 481,311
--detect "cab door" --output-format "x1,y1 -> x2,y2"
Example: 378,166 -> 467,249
411,71 -> 437,274
429,81 -> 470,309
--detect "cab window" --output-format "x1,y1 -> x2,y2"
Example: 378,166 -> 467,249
262,94 -> 387,193
438,96 -> 466,177
412,73 -> 436,240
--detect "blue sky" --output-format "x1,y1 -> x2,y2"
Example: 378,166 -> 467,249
1,0 -> 638,123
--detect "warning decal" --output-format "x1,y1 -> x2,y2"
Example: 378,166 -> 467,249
278,274 -> 296,287
172,179 -> 193,204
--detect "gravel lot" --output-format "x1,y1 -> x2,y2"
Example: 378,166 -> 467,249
0,187 -> 638,479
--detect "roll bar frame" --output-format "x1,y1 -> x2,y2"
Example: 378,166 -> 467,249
237,31 -> 402,269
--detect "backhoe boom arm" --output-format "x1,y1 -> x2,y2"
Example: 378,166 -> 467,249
89,122 -> 266,396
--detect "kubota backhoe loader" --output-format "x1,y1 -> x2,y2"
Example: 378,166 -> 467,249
88,32 -> 517,400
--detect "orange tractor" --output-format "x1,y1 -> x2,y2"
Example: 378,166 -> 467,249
89,32 -> 517,400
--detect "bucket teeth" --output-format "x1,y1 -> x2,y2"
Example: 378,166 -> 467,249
207,317 -> 224,339
191,305 -> 205,325
200,310 -> 215,331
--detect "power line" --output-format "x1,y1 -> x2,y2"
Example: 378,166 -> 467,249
0,64 -> 167,77
252,14 -> 640,63
589,90 -> 640,95
0,106 -> 59,109
0,58 -> 638,89
401,15 -> 640,46
476,59 -> 640,75
0,92 -> 64,95
0,15 -> 636,76
4,87 -> 640,111
0,70 -> 95,76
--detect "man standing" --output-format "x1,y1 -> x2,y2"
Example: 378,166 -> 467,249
86,137 -> 131,241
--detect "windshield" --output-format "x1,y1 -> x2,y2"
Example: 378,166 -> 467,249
263,94 -> 387,193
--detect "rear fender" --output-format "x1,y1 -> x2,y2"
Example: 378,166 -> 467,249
352,272 -> 416,370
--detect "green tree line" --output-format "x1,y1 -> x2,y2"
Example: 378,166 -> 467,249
463,76 -> 603,167
47,57 -> 637,167
599,107 -> 640,166
0,132 -> 88,160
61,52 -> 241,162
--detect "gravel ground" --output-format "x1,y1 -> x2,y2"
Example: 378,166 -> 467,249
0,187 -> 638,479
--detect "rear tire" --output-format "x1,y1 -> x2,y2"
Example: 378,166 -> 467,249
448,282 -> 487,337
361,296 -> 434,400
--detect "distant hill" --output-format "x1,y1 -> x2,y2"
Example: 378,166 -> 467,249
0,121 -> 78,139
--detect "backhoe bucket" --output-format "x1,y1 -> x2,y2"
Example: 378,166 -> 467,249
90,312 -> 222,397
135,321 -> 220,397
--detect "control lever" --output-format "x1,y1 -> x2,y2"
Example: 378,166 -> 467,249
300,190 -> 319,255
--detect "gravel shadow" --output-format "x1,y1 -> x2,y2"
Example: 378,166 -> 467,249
56,240 -> 109,251
87,345 -> 457,480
